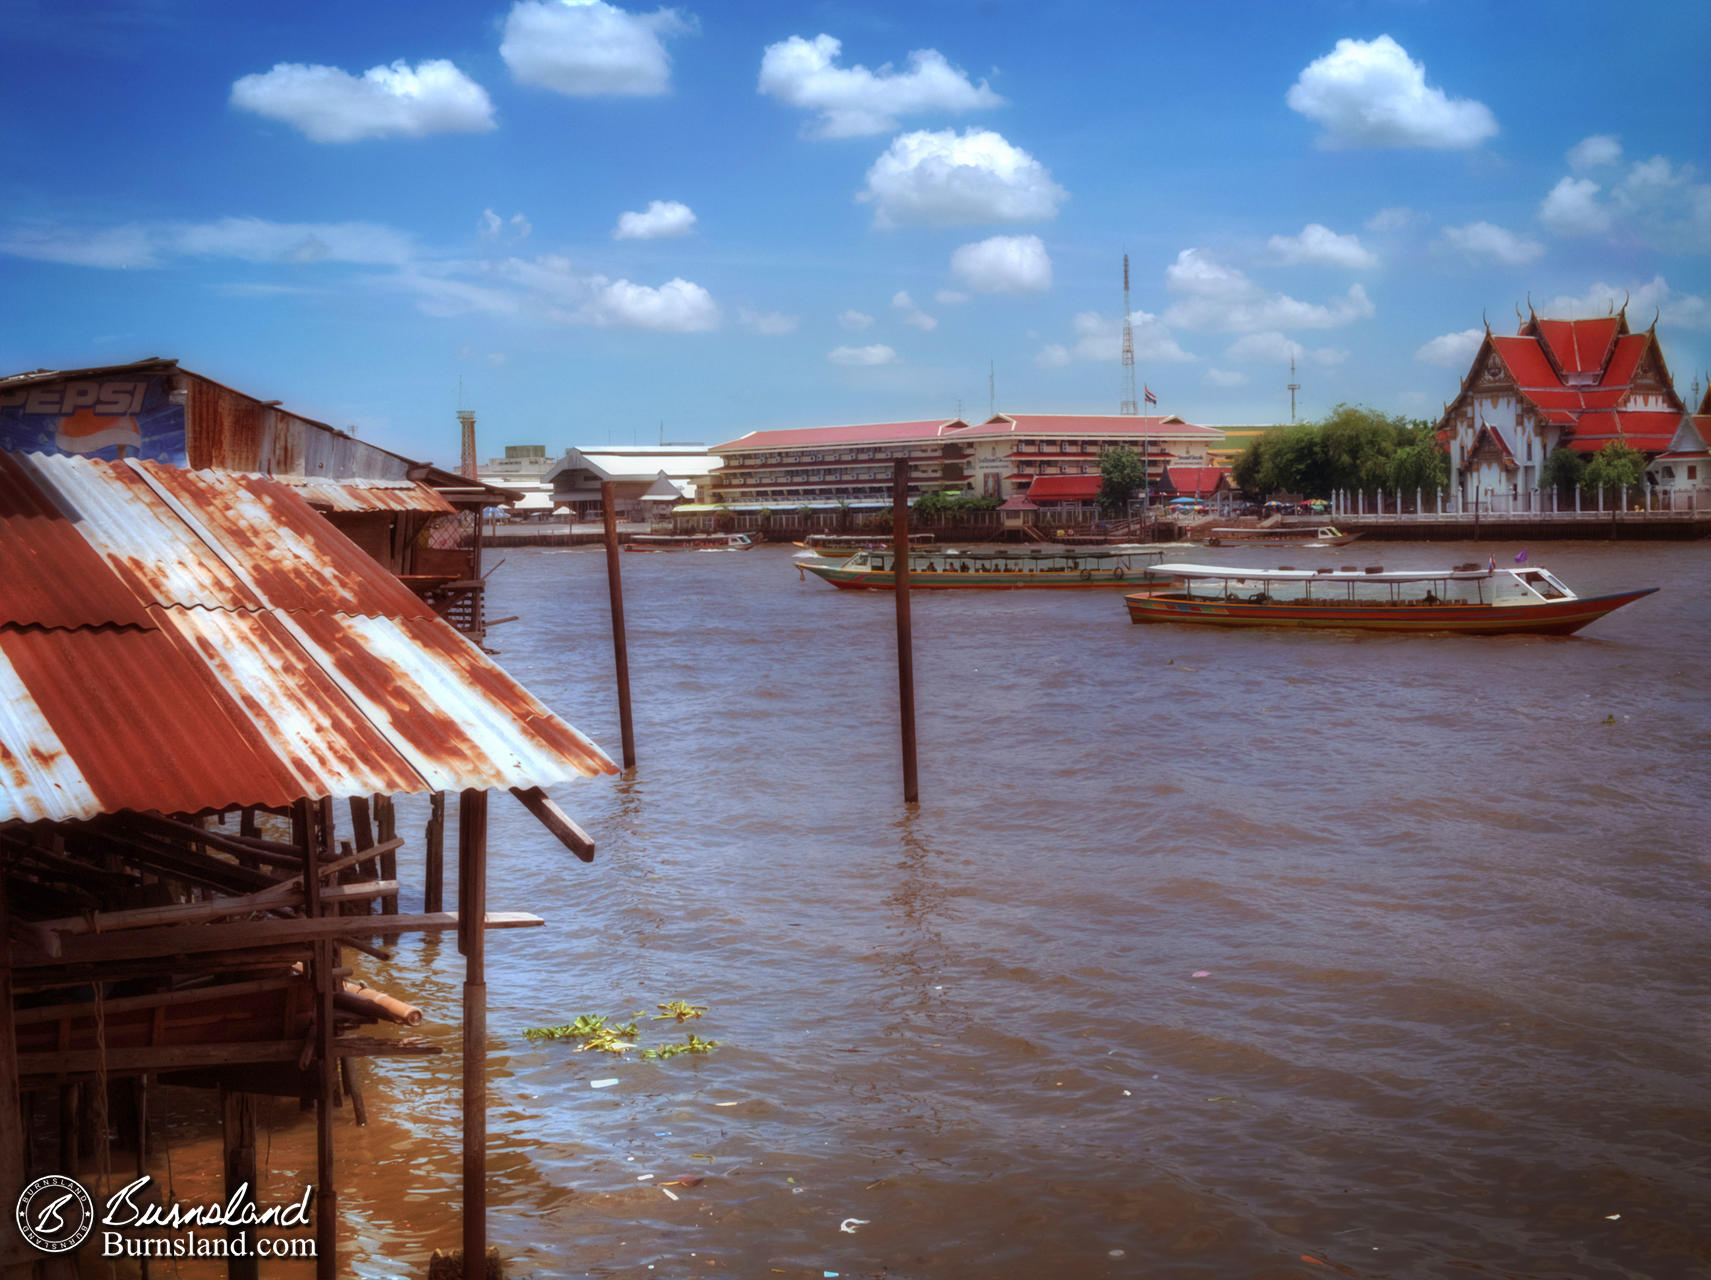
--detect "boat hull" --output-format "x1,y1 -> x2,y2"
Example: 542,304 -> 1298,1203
1122,587 -> 1658,635
805,564 -> 1146,590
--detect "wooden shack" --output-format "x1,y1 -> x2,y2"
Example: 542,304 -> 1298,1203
0,451 -> 616,1277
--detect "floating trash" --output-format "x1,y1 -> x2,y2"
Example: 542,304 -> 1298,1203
591,1078 -> 620,1089
839,1218 -> 870,1234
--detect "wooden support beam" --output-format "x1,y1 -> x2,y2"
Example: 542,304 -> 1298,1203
508,786 -> 595,862
221,1088 -> 259,1280
19,1036 -> 442,1080
460,789 -> 488,1280
124,811 -> 305,866
0,843 -> 35,1273
601,480 -> 638,769
425,792 -> 446,914
15,911 -> 542,967
309,796 -> 337,1280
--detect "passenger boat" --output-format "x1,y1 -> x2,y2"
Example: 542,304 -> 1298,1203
1122,562 -> 1657,634
624,532 -> 755,553
1205,525 -> 1360,548
793,532 -> 934,559
800,545 -> 1165,590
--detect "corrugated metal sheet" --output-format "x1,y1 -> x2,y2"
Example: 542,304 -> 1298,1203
1,451 -> 616,823
271,474 -> 454,514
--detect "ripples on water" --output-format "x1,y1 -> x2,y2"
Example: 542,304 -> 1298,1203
148,541 -> 1707,1277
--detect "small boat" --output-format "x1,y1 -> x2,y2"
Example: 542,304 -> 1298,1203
800,545 -> 1165,590
1122,562 -> 1656,635
1205,525 -> 1360,548
624,532 -> 756,553
793,532 -> 935,559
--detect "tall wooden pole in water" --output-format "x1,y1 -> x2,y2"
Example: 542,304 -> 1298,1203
458,788 -> 489,1280
601,480 -> 638,768
892,458 -> 919,803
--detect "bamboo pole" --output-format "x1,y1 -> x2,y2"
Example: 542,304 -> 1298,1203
601,481 -> 638,768
892,458 -> 919,803
458,789 -> 489,1280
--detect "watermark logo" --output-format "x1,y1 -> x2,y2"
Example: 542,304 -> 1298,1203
15,1175 -> 96,1253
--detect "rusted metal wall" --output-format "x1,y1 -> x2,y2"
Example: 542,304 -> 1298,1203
181,372 -> 411,480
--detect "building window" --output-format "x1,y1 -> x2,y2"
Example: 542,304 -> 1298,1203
1689,465 -> 1698,480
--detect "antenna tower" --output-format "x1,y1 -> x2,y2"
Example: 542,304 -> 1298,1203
1287,357 -> 1301,424
1120,253 -> 1138,416
457,406 -> 477,479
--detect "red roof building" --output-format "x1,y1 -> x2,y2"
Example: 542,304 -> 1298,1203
1435,308 -> 1686,506
1157,464 -> 1232,499
704,412 -> 1222,509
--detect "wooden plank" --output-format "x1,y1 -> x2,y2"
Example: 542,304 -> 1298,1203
509,786 -> 595,862
19,1037 -> 442,1078
16,912 -> 542,967
14,978 -> 297,1026
125,811 -> 305,866
310,796 -> 336,1280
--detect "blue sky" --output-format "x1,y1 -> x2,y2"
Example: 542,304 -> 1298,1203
2,0 -> 1707,464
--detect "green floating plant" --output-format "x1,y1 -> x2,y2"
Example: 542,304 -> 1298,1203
653,1000 -> 708,1023
523,1014 -> 639,1053
640,1032 -> 720,1061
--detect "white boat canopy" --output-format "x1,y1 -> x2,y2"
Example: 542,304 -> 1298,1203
1148,562 -> 1504,584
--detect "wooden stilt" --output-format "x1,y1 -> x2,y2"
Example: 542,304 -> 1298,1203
458,789 -> 489,1280
601,480 -> 637,768
426,793 -> 446,914
221,1087 -> 259,1280
892,457 -> 920,803
303,797 -> 338,1280
0,850 -> 36,1276
375,794 -> 400,939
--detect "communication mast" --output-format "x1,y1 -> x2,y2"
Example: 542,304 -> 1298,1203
1288,357 -> 1301,424
1120,253 -> 1139,416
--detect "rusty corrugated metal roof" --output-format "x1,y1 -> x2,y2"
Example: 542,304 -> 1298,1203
1,451 -> 616,822
269,474 -> 454,514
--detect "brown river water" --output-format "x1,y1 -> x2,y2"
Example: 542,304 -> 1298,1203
132,540 -> 1708,1279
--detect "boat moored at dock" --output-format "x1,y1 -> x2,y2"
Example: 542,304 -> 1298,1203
625,532 -> 756,553
1123,562 -> 1656,634
793,532 -> 934,559
801,545 -> 1167,590
1205,525 -> 1361,548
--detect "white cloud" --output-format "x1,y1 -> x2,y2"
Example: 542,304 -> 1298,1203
479,209 -> 532,241
614,199 -> 697,239
585,277 -> 717,330
230,60 -> 495,143
949,234 -> 1052,293
1286,35 -> 1497,149
838,309 -> 875,331
757,34 -> 1002,138
175,218 -> 415,264
858,128 -> 1066,228
891,290 -> 937,330
500,0 -> 693,97
1613,156 -> 1711,253
1366,206 -> 1428,232
934,289 -> 969,305
0,223 -> 159,268
1163,248 -> 1374,333
738,307 -> 798,335
828,344 -> 897,366
1568,134 -> 1622,171
1439,221 -> 1544,266
1268,223 -> 1378,268
1204,368 -> 1249,388
1034,310 -> 1196,367
1539,276 -> 1708,329
1539,177 -> 1612,236
1225,332 -> 1347,367
1415,328 -> 1485,367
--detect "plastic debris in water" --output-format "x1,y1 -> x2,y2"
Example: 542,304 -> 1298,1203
1192,970 -> 1211,978
659,1187 -> 679,1201
591,1079 -> 620,1088
839,1218 -> 870,1234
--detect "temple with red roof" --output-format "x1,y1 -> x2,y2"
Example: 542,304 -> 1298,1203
1435,307 -> 1686,508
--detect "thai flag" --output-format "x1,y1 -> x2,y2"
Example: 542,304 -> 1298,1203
1143,385 -> 1157,405
1488,555 -> 1497,573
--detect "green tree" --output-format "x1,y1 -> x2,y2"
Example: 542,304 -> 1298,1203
1318,403 -> 1412,494
1098,446 -> 1148,511
1387,437 -> 1449,494
1581,441 -> 1646,497
1539,446 -> 1585,495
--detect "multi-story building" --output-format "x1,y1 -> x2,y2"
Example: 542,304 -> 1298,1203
705,413 -> 1223,510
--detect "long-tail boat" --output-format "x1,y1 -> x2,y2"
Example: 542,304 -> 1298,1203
1205,525 -> 1360,547
800,545 -> 1166,590
1122,561 -> 1656,634
624,532 -> 755,552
